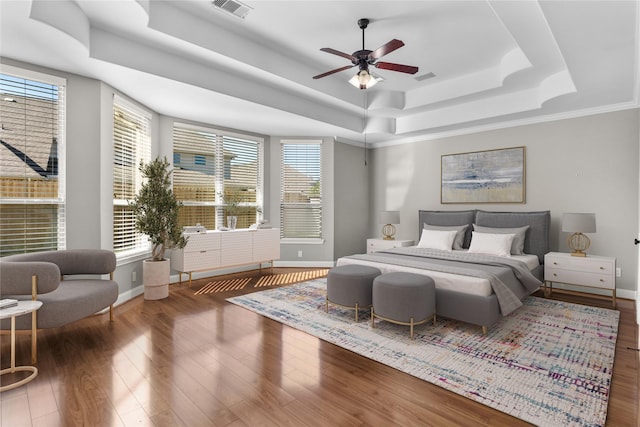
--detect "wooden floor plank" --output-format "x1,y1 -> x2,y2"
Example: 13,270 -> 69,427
0,268 -> 637,426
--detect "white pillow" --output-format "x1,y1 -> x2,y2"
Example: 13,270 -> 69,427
417,229 -> 457,251
467,232 -> 516,257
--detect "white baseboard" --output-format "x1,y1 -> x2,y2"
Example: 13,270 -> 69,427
273,260 -> 335,268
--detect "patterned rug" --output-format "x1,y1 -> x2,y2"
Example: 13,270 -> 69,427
227,278 -> 620,427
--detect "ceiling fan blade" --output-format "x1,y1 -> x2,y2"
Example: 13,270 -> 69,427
369,39 -> 405,60
375,62 -> 419,75
313,65 -> 355,79
320,47 -> 356,62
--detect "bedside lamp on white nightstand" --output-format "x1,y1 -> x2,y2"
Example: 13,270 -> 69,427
562,212 -> 596,257
379,211 -> 400,240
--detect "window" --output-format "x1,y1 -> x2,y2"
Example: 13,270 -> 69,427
0,68 -> 66,256
112,96 -> 151,256
172,123 -> 263,230
280,140 -> 322,240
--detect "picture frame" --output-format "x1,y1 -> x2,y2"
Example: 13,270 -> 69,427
441,146 -> 525,204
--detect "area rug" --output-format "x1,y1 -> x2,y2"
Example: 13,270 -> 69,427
227,278 -> 620,427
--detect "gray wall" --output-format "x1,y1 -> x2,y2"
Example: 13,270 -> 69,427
369,110 -> 639,295
333,141 -> 370,259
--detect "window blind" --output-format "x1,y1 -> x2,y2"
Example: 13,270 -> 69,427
173,123 -> 263,231
113,96 -> 151,256
0,69 -> 66,256
280,141 -> 322,240
173,124 -> 217,230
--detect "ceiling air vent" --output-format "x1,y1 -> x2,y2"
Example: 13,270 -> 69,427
415,72 -> 436,82
212,0 -> 252,19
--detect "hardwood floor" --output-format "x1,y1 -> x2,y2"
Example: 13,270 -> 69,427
1,268 -> 638,426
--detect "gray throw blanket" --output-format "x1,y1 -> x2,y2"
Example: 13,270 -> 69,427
343,247 -> 543,316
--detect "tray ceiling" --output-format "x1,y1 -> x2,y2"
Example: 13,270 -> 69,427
1,0 -> 638,146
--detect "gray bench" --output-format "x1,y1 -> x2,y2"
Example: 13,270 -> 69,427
371,272 -> 436,339
326,264 -> 381,322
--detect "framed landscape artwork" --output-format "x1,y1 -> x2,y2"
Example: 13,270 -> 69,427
441,146 -> 525,204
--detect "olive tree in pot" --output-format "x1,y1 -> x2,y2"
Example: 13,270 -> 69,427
129,156 -> 187,300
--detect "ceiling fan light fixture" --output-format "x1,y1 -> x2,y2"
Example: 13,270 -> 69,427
349,69 -> 381,89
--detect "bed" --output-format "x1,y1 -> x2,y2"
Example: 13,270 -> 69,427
336,210 -> 551,333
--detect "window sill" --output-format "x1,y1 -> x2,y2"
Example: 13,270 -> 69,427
280,238 -> 325,245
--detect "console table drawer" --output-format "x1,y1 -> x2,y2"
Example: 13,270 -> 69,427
184,233 -> 220,252
182,250 -> 221,271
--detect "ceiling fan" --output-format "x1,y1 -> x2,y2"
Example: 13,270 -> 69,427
313,18 -> 419,89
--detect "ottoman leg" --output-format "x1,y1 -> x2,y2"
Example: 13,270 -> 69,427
325,297 -> 329,313
355,303 -> 359,322
371,308 -> 375,328
410,317 -> 414,339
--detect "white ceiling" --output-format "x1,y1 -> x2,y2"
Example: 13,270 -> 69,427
1,0 -> 639,146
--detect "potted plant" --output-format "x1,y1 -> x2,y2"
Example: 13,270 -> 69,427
221,190 -> 243,229
129,156 -> 188,300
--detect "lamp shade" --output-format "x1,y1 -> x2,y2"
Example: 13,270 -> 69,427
379,211 -> 400,225
562,213 -> 596,233
348,70 -> 382,89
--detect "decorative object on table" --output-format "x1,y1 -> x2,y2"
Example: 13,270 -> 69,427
129,156 -> 188,299
0,299 -> 18,309
379,210 -> 400,240
220,190 -> 244,230
562,212 -> 596,257
228,278 -> 619,427
441,146 -> 525,204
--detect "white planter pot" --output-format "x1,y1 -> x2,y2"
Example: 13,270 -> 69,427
143,259 -> 170,300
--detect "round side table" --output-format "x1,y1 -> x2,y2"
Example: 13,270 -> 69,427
0,300 -> 42,392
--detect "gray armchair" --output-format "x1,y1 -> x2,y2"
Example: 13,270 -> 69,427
0,249 -> 119,362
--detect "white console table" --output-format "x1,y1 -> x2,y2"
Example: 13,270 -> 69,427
171,228 -> 280,286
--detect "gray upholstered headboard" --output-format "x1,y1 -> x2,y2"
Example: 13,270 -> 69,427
418,210 -> 551,264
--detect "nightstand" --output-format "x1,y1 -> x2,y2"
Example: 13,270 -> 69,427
544,252 -> 616,308
367,238 -> 414,254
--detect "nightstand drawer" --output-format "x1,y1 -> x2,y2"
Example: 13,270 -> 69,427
545,256 -> 614,275
545,268 -> 614,290
366,238 -> 414,254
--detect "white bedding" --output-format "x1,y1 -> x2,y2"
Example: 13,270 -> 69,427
336,251 -> 539,297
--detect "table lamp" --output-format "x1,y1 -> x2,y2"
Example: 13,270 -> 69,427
562,213 -> 596,257
379,211 -> 400,240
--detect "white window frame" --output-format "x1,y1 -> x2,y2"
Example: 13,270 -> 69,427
173,122 -> 264,230
280,139 -> 323,243
0,64 -> 66,256
112,95 -> 152,259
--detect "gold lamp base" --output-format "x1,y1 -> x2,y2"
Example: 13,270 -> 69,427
382,224 -> 396,240
568,232 -> 590,257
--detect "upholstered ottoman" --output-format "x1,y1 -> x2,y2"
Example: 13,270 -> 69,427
326,264 -> 381,321
371,272 -> 436,338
